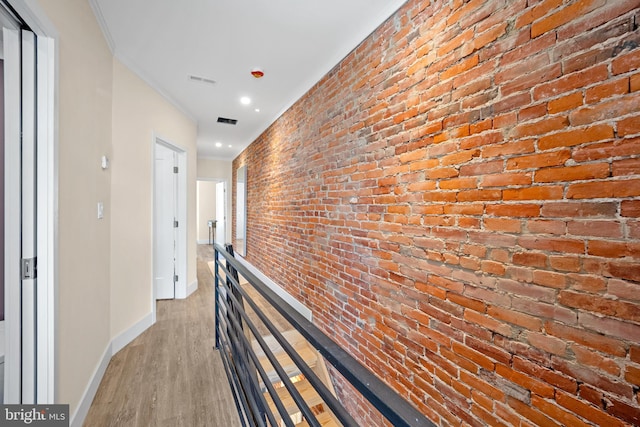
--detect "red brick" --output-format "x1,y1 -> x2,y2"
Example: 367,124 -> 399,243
512,116 -> 569,138
537,124 -> 614,150
556,391 -> 627,427
579,310 -> 640,341
480,172 -> 532,188
612,48 -> 640,75
486,203 -> 541,217
570,94 -> 640,126
518,236 -> 585,254
484,217 -> 521,233
548,91 -> 583,114
617,116 -> 640,137
440,54 -> 479,81
534,163 -> 609,183
506,149 -> 570,170
513,356 -> 578,392
482,139 -> 535,159
608,262 -> 640,283
549,255 -> 581,272
526,219 -> 566,235
572,344 -> 621,376
437,27 -> 474,57
534,64 -> 609,101
488,306 -> 543,331
513,252 -> 547,268
463,309 -> 512,337
533,270 -> 567,289
632,73 -> 640,92
459,159 -> 503,176
567,220 -> 623,238
621,200 -> 640,217
567,179 -> 640,199
515,0 -> 563,29
607,398 -> 640,425
531,0 -> 606,38
507,396 -> 561,426
585,77 -> 630,104
528,332 -> 567,355
452,341 -> 495,371
587,240 -> 640,258
560,290 -> 640,322
541,201 -> 618,218
232,0 -> 640,424
496,363 -> 555,398
503,185 -> 564,201
532,395 -> 593,427
552,358 -> 634,399
572,137 -> 640,162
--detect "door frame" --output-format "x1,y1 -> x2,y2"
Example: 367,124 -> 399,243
151,136 -> 187,320
196,178 -> 227,246
4,0 -> 57,404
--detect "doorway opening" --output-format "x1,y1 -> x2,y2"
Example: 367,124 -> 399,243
196,179 -> 226,248
152,137 -> 188,312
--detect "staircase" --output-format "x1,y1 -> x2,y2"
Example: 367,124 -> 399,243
252,329 -> 339,427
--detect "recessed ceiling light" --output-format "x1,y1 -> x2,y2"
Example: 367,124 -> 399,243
228,145 -> 232,148
215,142 -> 222,148
240,96 -> 251,105
254,108 -> 260,113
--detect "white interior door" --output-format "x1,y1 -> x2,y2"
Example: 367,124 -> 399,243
3,21 -> 38,403
20,28 -> 37,404
215,181 -> 225,246
154,143 -> 177,300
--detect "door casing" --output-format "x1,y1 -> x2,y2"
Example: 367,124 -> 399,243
152,137 -> 187,320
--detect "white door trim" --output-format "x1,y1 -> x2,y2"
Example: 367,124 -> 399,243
4,23 -> 22,405
34,31 -> 56,406
152,136 -> 188,320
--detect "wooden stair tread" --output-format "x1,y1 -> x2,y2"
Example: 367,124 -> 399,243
297,410 -> 339,427
253,329 -> 317,384
266,379 -> 324,422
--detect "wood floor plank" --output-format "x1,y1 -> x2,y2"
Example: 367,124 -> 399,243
83,245 -> 242,427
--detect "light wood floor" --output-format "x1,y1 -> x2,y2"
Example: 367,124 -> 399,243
83,245 -> 242,427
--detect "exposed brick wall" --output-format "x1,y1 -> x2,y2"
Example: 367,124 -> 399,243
233,0 -> 640,425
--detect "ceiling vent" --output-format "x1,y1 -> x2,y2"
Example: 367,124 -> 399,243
187,74 -> 217,86
217,117 -> 238,125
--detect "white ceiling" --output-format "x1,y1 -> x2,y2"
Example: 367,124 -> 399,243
91,0 -> 408,160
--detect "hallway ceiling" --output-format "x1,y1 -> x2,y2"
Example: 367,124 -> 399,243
91,0 -> 408,160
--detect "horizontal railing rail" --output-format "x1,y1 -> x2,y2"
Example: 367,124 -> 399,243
214,243 -> 435,427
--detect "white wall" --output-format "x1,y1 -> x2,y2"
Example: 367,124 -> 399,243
30,0 -> 198,418
37,0 -> 112,413
110,58 -> 197,340
197,181 -> 217,243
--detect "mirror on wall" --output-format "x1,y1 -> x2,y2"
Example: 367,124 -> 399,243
236,165 -> 247,256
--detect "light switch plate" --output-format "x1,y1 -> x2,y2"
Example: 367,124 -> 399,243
97,202 -> 104,219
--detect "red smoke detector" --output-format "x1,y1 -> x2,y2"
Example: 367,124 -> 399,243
251,68 -> 264,78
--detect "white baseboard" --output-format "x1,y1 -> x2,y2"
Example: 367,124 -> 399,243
186,280 -> 198,298
112,312 -> 154,355
70,343 -> 112,427
235,257 -> 312,321
70,312 -> 154,427
197,239 -> 211,245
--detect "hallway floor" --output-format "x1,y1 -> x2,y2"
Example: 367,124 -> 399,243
83,245 -> 242,427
